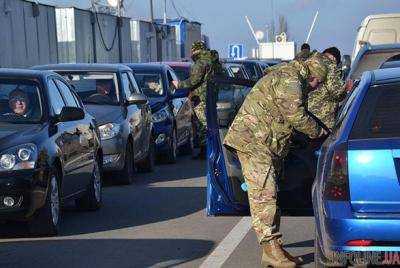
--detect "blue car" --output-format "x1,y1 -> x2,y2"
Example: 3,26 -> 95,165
127,64 -> 194,163
313,67 -> 400,267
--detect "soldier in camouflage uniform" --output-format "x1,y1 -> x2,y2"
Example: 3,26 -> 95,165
294,43 -> 311,61
308,47 -> 347,129
224,56 -> 328,268
173,41 -> 224,151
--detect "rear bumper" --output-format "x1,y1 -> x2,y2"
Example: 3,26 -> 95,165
317,200 -> 400,264
0,169 -> 48,221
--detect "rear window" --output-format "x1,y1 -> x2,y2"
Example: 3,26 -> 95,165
350,83 -> 400,139
351,50 -> 400,79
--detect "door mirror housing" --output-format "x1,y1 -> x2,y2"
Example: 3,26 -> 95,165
172,88 -> 189,99
58,107 -> 85,122
126,93 -> 148,105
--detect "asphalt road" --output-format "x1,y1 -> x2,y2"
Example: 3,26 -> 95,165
0,156 -> 315,268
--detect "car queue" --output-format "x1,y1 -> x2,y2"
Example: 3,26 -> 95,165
0,62 -> 196,236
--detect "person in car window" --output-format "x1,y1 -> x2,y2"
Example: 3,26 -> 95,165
6,89 -> 30,117
144,77 -> 162,94
224,55 -> 329,268
86,80 -> 114,103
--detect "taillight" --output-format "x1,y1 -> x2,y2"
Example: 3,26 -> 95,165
347,240 -> 373,247
323,149 -> 349,201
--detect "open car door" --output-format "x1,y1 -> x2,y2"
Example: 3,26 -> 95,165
205,77 -> 331,216
206,77 -> 255,216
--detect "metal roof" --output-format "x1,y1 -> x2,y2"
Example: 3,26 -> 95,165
32,63 -> 132,72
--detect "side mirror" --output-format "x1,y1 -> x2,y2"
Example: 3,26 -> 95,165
172,88 -> 189,99
58,107 -> 85,122
126,93 -> 148,105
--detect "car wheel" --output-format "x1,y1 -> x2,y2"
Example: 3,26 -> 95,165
166,128 -> 177,164
180,125 -> 195,156
137,139 -> 155,173
76,157 -> 102,210
118,142 -> 135,185
29,170 -> 61,236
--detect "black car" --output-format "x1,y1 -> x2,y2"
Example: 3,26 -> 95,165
33,64 -> 154,184
0,69 -> 102,235
127,63 -> 194,162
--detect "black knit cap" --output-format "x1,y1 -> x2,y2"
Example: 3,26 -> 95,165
323,47 -> 341,65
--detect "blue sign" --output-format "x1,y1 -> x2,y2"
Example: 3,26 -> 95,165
229,44 -> 244,59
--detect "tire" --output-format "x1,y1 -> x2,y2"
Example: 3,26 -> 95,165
29,170 -> 61,236
76,157 -> 102,210
118,142 -> 135,185
137,139 -> 155,173
180,125 -> 195,156
165,128 -> 177,164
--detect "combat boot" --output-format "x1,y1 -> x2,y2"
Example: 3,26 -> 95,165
261,238 -> 297,268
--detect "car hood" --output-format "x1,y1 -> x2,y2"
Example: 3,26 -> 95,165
85,104 -> 124,125
0,123 -> 44,150
149,97 -> 167,113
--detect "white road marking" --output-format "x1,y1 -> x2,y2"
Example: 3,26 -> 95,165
200,217 -> 252,268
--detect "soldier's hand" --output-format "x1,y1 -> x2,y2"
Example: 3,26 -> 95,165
172,80 -> 179,89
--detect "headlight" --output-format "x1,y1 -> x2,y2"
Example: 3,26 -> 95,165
99,123 -> 121,140
0,144 -> 37,171
152,107 -> 169,123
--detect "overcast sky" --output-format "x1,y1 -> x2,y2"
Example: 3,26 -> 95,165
39,0 -> 400,57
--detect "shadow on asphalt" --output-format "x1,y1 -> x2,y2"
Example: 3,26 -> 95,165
0,156 -> 207,238
0,238 -> 214,268
285,239 -> 314,248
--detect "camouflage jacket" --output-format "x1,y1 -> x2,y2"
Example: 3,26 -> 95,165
224,61 -> 323,159
308,55 -> 346,129
177,50 -> 223,103
295,50 -> 312,61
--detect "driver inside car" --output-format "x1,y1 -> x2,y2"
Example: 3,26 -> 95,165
6,88 -> 30,117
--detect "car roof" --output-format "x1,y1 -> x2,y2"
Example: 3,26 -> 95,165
161,62 -> 192,67
127,63 -> 168,72
0,68 -> 54,79
32,63 -> 132,72
371,67 -> 400,84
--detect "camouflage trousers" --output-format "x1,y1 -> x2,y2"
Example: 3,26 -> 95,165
237,151 -> 282,244
194,102 -> 207,147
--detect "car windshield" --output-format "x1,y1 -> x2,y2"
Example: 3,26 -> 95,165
135,73 -> 164,97
0,79 -> 43,124
227,65 -> 247,79
242,62 -> 258,79
351,50 -> 400,79
60,72 -> 119,105
170,66 -> 190,81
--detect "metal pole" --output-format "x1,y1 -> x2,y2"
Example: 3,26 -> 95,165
150,0 -> 154,22
163,0 -> 167,24
245,16 -> 260,46
306,11 -> 319,43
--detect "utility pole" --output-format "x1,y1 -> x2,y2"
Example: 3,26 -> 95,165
163,0 -> 167,24
149,0 -> 154,22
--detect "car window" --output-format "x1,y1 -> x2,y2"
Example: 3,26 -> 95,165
54,79 -> 78,108
127,72 -> 141,94
242,62 -> 258,80
0,79 -> 43,123
60,72 -> 119,105
171,66 -> 190,81
47,79 -> 65,115
135,73 -> 164,97
350,82 -> 400,139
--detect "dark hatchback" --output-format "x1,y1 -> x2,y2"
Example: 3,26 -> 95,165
0,69 -> 102,235
33,64 -> 154,184
127,63 -> 194,162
